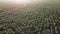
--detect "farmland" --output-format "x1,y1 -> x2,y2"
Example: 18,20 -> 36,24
0,0 -> 60,34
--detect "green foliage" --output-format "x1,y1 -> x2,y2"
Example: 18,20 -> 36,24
0,6 -> 60,34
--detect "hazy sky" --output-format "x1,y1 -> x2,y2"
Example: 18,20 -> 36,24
0,0 -> 60,2
0,0 -> 42,4
0,0 -> 60,3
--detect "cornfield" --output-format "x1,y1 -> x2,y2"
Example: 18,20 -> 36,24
0,6 -> 60,34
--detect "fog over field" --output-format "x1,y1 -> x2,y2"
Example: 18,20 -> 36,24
0,0 -> 60,7
0,0 -> 60,34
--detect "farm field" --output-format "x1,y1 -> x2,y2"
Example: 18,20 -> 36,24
0,0 -> 60,34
